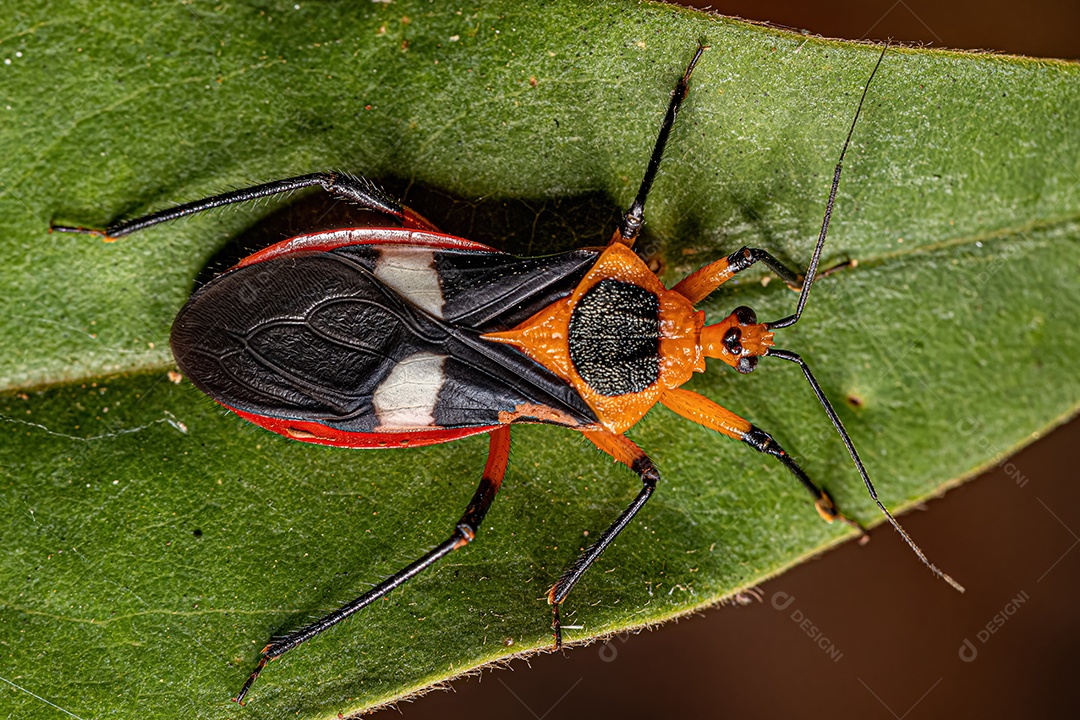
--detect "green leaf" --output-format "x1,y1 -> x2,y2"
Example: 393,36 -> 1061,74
2,1 -> 1077,718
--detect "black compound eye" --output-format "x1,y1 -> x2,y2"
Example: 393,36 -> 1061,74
722,327 -> 742,355
733,306 -> 757,325
737,355 -> 758,374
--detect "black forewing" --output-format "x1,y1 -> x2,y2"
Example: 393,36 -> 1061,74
326,244 -> 597,331
428,248 -> 598,330
170,244 -> 599,432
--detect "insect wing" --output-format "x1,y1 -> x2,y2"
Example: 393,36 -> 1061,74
169,241 -> 600,437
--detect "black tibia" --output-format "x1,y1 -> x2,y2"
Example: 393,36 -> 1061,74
617,45 -> 706,245
725,246 -> 805,288
233,426 -> 510,705
741,425 -> 866,535
51,173 -> 403,238
548,453 -> 661,648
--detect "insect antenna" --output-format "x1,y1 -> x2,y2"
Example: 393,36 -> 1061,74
767,347 -> 964,593
767,42 -> 888,331
759,44 -> 962,592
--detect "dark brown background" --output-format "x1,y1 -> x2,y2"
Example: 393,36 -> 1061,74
370,2 -> 1080,718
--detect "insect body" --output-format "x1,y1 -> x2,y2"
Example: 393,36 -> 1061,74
52,44 -> 959,705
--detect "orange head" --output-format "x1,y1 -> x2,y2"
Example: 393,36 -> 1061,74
700,306 -> 774,374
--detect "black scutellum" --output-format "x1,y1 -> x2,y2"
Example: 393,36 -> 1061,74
568,279 -> 661,396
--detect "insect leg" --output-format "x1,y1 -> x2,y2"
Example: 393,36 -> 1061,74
52,172 -> 438,240
672,246 -> 807,304
233,425 -> 511,705
614,44 -> 706,247
659,387 -> 866,534
548,429 -> 660,648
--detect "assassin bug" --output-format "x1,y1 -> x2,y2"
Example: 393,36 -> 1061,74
53,43 -> 960,704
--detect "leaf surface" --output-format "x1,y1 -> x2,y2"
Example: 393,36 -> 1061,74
1,2 -> 1077,718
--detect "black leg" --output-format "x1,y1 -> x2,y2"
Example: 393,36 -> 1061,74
726,246 -> 805,288
548,430 -> 660,647
658,388 -> 865,536
741,425 -> 867,535
615,44 -> 706,246
671,244 -> 859,305
233,425 -> 512,705
726,246 -> 857,289
52,172 -> 406,239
